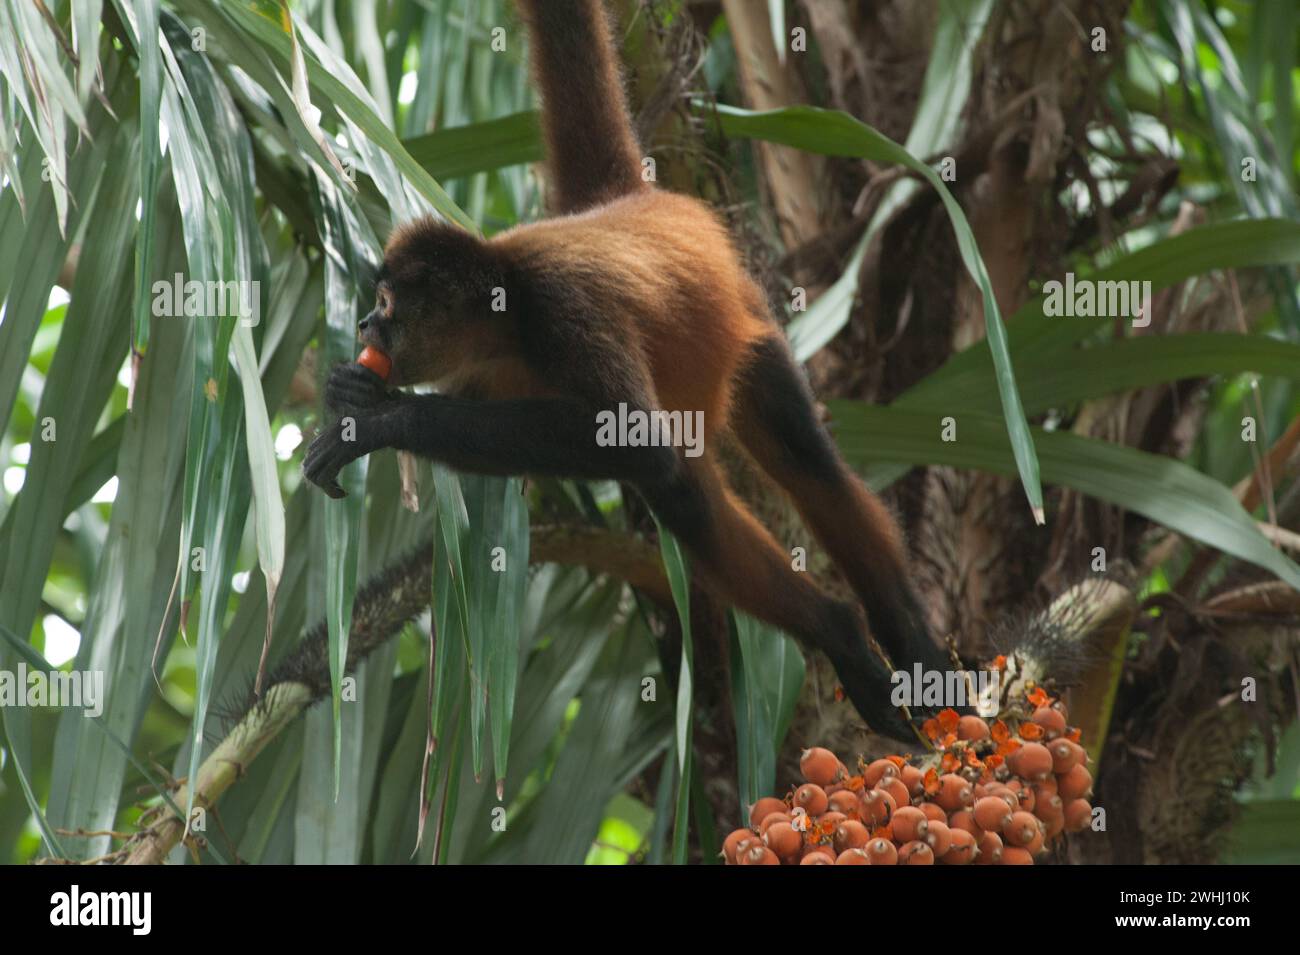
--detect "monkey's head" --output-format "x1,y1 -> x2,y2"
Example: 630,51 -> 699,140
360,217 -> 508,387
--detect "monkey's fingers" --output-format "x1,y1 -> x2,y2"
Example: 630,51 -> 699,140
302,426 -> 352,499
325,362 -> 388,415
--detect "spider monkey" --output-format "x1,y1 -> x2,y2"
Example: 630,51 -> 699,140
303,0 -> 950,740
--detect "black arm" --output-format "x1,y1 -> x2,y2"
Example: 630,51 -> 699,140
304,379 -> 677,498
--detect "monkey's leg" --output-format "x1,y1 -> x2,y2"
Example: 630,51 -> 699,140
732,335 -> 950,678
639,456 -> 917,740
302,393 -> 678,497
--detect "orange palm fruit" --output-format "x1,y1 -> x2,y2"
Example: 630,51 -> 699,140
835,848 -> 870,864
800,852 -> 834,865
948,809 -> 979,836
999,846 -> 1035,865
1003,810 -> 1040,847
988,786 -> 1018,810
923,820 -> 952,857
868,841 -> 899,862
864,758 -> 900,786
758,812 -> 791,835
819,811 -> 848,830
799,747 -> 840,786
877,776 -> 910,808
891,806 -> 929,842
832,819 -> 870,854
898,840 -> 935,865
793,783 -> 829,817
722,828 -> 755,864
738,845 -> 780,865
1034,793 -> 1064,823
801,844 -> 836,863
975,831 -> 1003,864
958,715 -> 991,741
936,773 -> 974,811
1050,738 -> 1085,774
865,838 -> 898,865
1064,798 -> 1093,832
1044,812 -> 1065,840
764,822 -> 803,860
1031,705 -> 1067,738
919,801 -> 947,823
748,797 -> 786,828
1013,786 -> 1036,813
899,764 -> 925,799
356,346 -> 391,380
940,827 -> 977,864
828,789 -> 860,815
1009,742 -> 1053,781
1057,763 -> 1093,800
974,796 -> 1013,832
1022,823 -> 1046,855
859,788 -> 896,825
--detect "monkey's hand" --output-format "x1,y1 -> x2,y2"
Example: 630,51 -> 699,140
325,361 -> 398,417
302,409 -> 392,499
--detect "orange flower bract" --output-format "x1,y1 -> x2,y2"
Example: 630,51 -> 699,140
937,708 -> 960,733
923,767 -> 941,794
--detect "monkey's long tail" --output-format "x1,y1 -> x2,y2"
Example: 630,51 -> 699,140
257,538 -> 435,709
516,0 -> 648,214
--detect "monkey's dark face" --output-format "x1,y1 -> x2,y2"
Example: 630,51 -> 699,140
357,278 -> 434,387
362,219 -> 506,388
359,270 -> 476,389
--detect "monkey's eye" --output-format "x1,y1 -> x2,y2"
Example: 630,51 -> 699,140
376,287 -> 393,316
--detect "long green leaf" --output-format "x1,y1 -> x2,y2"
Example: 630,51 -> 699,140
402,110 -> 542,181
730,613 -> 804,813
830,402 -> 1300,591
131,0 -> 162,354
711,102 -> 1043,519
655,523 -> 694,865
859,218 -> 1300,489
942,333 -> 1300,417
0,624 -> 68,858
214,0 -> 474,231
312,167 -> 375,795
46,202 -> 190,862
488,477 -> 529,797
499,618 -> 650,864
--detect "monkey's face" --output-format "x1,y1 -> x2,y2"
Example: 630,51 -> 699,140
357,279 -> 406,381
357,277 -> 457,388
365,218 -> 506,388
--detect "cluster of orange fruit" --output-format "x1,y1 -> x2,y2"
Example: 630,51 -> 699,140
724,691 -> 1093,865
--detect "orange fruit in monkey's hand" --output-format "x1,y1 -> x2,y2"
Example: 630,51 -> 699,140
357,345 -> 392,381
